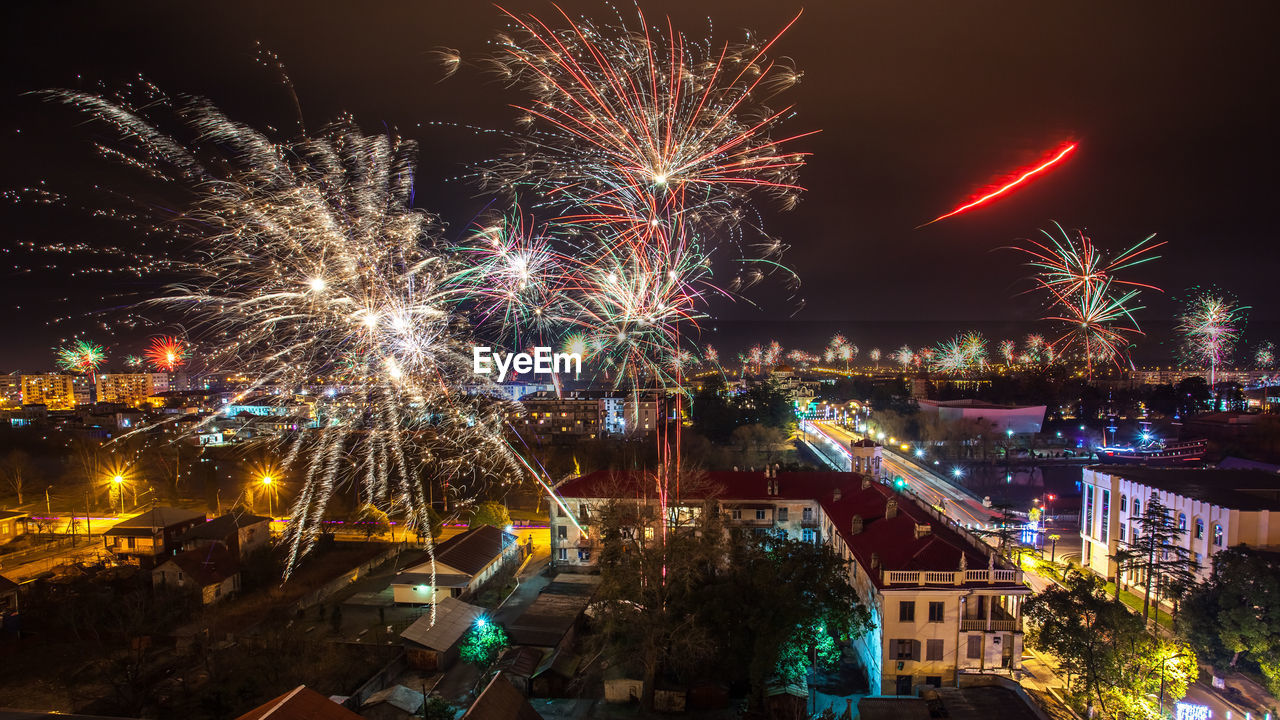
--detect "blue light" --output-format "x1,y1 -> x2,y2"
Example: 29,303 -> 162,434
476,617 -> 487,628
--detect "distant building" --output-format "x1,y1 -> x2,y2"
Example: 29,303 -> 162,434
916,399 -> 1045,435
1080,466 -> 1280,587
851,438 -> 884,476
20,374 -> 76,410
103,507 -> 206,568
95,372 -> 170,406
391,524 -> 520,604
513,389 -> 668,440
0,373 -> 20,407
1129,368 -> 1276,387
550,470 -> 1028,695
0,511 -> 28,544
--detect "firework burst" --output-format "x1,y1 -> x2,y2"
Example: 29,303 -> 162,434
57,340 -> 106,375
1255,342 -> 1276,370
145,336 -> 188,372
1177,289 -> 1248,385
47,89 -> 520,576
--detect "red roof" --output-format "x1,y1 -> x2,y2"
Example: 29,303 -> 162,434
555,470 -> 1002,588
235,685 -> 364,720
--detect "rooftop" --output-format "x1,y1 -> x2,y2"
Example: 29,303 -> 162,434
159,545 -> 239,587
462,672 -> 544,720
234,685 -> 364,720
179,511 -> 272,544
104,507 -> 205,536
403,524 -> 516,578
1090,466 -> 1280,511
556,470 -> 1013,589
399,596 -> 485,651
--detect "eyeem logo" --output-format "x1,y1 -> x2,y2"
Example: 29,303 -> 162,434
473,347 -> 581,382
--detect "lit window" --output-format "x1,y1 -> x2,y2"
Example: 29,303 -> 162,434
1195,519 -> 1204,539
1213,523 -> 1223,547
1178,513 -> 1187,531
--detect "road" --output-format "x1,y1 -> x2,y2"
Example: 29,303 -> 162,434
808,421 -> 998,529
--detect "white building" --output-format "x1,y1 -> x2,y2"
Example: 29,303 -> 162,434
549,469 -> 1027,695
916,399 -> 1046,435
392,525 -> 521,604
1080,466 -> 1280,587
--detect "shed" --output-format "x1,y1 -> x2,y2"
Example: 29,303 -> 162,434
399,596 -> 485,671
359,684 -> 424,720
462,672 -> 544,720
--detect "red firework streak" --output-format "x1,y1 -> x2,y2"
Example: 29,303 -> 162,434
917,142 -> 1077,228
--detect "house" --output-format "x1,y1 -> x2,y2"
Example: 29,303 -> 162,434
550,469 -> 1028,695
103,506 -> 205,568
495,646 -> 546,695
1080,466 -> 1280,588
359,685 -> 424,720
399,596 -> 486,671
506,574 -> 599,648
179,511 -> 271,559
0,574 -> 18,614
234,685 -> 365,720
152,545 -> 241,604
391,524 -> 520,604
462,672 -> 544,720
0,510 -> 28,544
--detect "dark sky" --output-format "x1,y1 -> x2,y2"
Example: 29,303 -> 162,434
2,1 -> 1278,369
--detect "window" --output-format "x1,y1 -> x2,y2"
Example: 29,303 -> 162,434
557,548 -> 567,561
1133,498 -> 1141,517
578,549 -> 591,562
1084,486 -> 1094,535
1178,513 -> 1187,531
778,507 -> 789,522
926,640 -> 944,661
967,635 -> 982,659
802,528 -> 815,543
756,509 -> 767,521
928,602 -> 945,623
1120,494 -> 1128,512
899,601 -> 916,622
1213,523 -> 1224,547
1195,519 -> 1204,539
925,676 -> 942,688
1100,490 -> 1110,543
802,507 -> 813,522
1119,525 -> 1126,541
893,639 -> 916,660
557,525 -> 567,539
731,509 -> 743,520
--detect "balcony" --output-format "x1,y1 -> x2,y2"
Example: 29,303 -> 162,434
960,618 -> 1019,632
883,569 -> 1023,586
800,517 -> 820,529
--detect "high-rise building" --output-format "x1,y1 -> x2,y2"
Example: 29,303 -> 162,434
0,373 -> 21,407
20,374 -> 76,410
95,372 -> 170,406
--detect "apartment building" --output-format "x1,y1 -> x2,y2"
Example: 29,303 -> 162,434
20,373 -> 77,410
95,372 -> 170,406
514,389 -> 668,440
549,469 -> 1027,695
1081,466 -> 1280,586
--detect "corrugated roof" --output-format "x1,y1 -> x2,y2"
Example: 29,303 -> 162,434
399,596 -> 485,651
405,525 -> 517,578
180,512 -> 271,544
234,685 -> 365,720
361,685 -> 424,714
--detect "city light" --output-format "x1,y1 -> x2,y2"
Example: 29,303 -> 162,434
952,467 -> 964,478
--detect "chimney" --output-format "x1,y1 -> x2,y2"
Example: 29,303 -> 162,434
885,498 -> 898,519
870,552 -> 880,569
833,487 -> 843,502
914,523 -> 932,539
850,515 -> 863,534
861,476 -> 871,490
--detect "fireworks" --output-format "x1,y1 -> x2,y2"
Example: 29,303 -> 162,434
48,89 -> 520,576
999,339 -> 1016,366
125,355 -> 144,369
918,143 -> 1077,228
928,332 -> 988,375
1177,290 -> 1248,384
145,336 -> 188,372
895,345 -> 914,369
868,348 -> 881,365
1013,223 -> 1159,379
57,340 -> 106,375
1255,342 -> 1276,370
474,6 -> 812,385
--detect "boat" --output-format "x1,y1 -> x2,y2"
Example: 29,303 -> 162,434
1094,438 -> 1207,465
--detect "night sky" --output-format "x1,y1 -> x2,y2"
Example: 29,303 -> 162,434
2,1 -> 1278,369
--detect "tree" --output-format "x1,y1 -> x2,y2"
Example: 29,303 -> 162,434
1180,546 -> 1280,696
1124,496 -> 1198,626
459,619 -> 508,667
4,449 -> 32,505
1024,571 -> 1144,717
469,501 -> 511,529
973,504 -> 1024,562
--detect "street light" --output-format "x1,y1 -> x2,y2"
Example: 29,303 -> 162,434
111,474 -> 125,514
260,475 -> 276,516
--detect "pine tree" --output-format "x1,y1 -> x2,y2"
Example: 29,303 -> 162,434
1123,496 -> 1199,626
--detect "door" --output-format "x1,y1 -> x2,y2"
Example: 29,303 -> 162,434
895,675 -> 912,695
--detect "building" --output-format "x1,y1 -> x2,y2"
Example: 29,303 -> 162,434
513,389 -> 668,440
391,524 -> 521,604
20,374 -> 76,410
0,511 -> 28,545
851,438 -> 884,476
103,507 -> 206,568
399,595 -> 487,671
1080,466 -> 1280,587
179,511 -> 272,559
0,575 -> 18,615
1129,368 -> 1276,387
0,373 -> 20,407
234,685 -> 365,720
549,469 -> 1028,695
462,672 -> 545,720
95,372 -> 170,406
152,545 -> 241,604
916,399 -> 1046,435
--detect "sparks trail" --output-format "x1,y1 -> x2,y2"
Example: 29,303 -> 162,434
917,142 -> 1077,229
